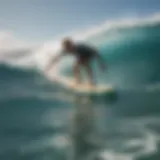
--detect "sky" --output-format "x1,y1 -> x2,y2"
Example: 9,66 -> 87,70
0,0 -> 159,42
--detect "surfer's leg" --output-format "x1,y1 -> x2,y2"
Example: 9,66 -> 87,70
73,61 -> 82,84
85,62 -> 95,86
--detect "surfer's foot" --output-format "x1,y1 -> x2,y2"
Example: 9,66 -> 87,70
75,79 -> 82,85
88,82 -> 95,88
70,79 -> 82,87
71,81 -> 77,87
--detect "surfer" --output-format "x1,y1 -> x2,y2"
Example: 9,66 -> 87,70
46,38 -> 106,86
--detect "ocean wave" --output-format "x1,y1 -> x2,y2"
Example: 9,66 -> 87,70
0,13 -> 159,69
0,13 -> 159,88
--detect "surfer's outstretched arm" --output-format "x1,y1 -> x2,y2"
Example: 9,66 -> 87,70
45,53 -> 64,72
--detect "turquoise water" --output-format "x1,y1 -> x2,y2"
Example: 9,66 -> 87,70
0,22 -> 160,160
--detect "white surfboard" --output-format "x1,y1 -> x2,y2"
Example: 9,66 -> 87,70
47,74 -> 114,95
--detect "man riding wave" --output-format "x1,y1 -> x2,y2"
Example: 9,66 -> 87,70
46,38 -> 106,86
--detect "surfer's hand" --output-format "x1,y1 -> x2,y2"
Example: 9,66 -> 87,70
101,64 -> 107,72
45,64 -> 52,73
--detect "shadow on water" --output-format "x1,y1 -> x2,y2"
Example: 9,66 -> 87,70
67,91 -> 118,160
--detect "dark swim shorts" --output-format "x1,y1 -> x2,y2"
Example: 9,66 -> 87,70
74,44 -> 96,62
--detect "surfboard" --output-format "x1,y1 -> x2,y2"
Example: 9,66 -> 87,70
48,74 -> 114,95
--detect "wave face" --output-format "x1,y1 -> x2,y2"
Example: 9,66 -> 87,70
0,14 -> 160,160
95,24 -> 160,88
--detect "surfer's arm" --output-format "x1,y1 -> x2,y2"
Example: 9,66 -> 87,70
45,52 -> 64,72
94,50 -> 106,71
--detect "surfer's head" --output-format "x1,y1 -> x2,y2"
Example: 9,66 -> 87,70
62,38 -> 75,52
